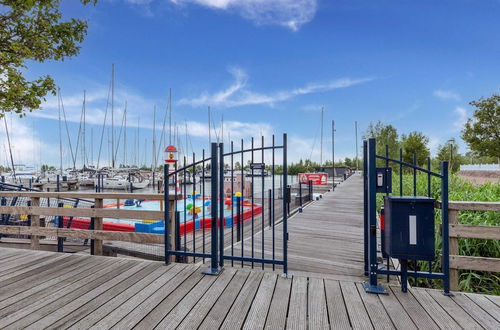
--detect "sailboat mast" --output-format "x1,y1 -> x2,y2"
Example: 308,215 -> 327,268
169,88 -> 172,145
208,106 -> 211,148
83,89 -> 86,168
221,111 -> 224,145
111,63 -> 115,169
152,105 -> 156,170
355,121 -> 359,169
3,116 -> 16,178
58,88 -> 63,175
320,106 -> 324,167
124,106 -> 127,166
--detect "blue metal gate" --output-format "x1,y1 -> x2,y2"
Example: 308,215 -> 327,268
363,138 -> 450,294
164,134 -> 289,275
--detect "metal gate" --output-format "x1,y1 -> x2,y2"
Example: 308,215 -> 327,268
164,134 -> 289,275
363,138 -> 450,294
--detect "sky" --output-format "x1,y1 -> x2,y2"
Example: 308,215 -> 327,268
3,0 -> 500,169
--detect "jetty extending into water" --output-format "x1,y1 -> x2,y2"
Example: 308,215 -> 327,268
0,174 -> 499,329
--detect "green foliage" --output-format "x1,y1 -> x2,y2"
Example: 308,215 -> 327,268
364,121 -> 400,167
435,138 -> 465,173
462,94 -> 500,162
377,173 -> 500,295
401,131 -> 430,167
0,0 -> 96,117
40,164 -> 55,172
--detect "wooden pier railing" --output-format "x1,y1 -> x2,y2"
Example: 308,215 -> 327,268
0,192 -> 178,257
438,201 -> 500,291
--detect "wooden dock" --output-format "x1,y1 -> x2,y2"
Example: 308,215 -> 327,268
0,174 -> 499,329
0,247 -> 499,329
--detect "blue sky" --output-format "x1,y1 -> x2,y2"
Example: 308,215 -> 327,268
4,0 -> 500,168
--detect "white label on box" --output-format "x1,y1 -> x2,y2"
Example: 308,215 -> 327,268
409,215 -> 417,245
377,173 -> 384,186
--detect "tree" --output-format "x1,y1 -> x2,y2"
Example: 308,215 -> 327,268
0,0 -> 96,117
462,94 -> 500,164
401,131 -> 430,166
364,121 -> 400,167
435,138 -> 463,172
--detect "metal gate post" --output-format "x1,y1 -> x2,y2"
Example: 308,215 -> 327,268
282,133 -> 289,276
219,143 -> 225,267
363,140 -> 368,276
363,138 -> 387,294
164,163 -> 170,265
441,161 -> 451,295
203,142 -> 222,275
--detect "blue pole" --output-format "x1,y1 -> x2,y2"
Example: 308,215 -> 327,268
164,163 -> 170,265
363,140 -> 368,276
441,161 -> 450,295
363,138 -> 387,294
203,143 -> 221,275
282,133 -> 288,276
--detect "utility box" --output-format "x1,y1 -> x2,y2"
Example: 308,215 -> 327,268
376,168 -> 392,193
383,196 -> 435,261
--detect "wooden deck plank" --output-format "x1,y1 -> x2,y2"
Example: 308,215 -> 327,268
0,258 -> 132,329
464,292 -> 500,322
308,277 -> 329,330
0,253 -> 70,282
450,292 -> 500,329
132,269 -> 209,329
86,263 -> 189,329
340,281 -> 374,330
242,272 -> 278,330
219,270 -> 265,330
0,252 -> 55,273
39,262 -> 163,329
265,275 -> 293,330
426,289 -> 482,329
176,268 -> 241,330
285,276 -> 308,330
409,289 -> 461,330
389,286 -> 439,330
356,283 -> 395,330
197,269 -> 254,330
0,255 -> 92,300
67,263 -> 176,328
0,257 -> 111,317
378,288 -> 417,330
108,265 -> 201,329
157,268 -> 237,329
324,279 -> 352,329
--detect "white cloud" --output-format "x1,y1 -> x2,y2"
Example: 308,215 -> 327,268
0,115 -> 58,167
453,106 -> 468,131
170,0 -> 318,31
179,67 -> 374,108
433,89 -> 461,101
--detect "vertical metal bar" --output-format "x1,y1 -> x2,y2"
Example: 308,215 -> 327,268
241,139 -> 244,267
89,205 -> 95,255
299,181 -> 302,211
261,136 -> 265,269
56,175 -> 60,192
427,157 -> 431,197
183,157 -> 187,253
385,144 -> 389,282
272,135 -> 275,271
368,138 -> 378,286
441,161 -> 450,294
363,140 -> 368,275
192,152 -> 196,262
202,149 -> 205,263
236,196 -> 241,242
203,142 -> 220,274
251,137 -> 254,268
231,141 -> 234,266
219,143 -> 224,267
399,148 -> 403,196
164,163 -> 170,265
282,133 -> 288,275
268,189 -> 272,227
57,202 -> 64,252
332,120 -> 335,190
413,152 -> 417,196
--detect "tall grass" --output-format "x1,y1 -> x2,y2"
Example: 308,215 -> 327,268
376,172 -> 500,295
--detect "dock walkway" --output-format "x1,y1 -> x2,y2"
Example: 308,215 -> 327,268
0,247 -> 499,329
229,174 -> 365,280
